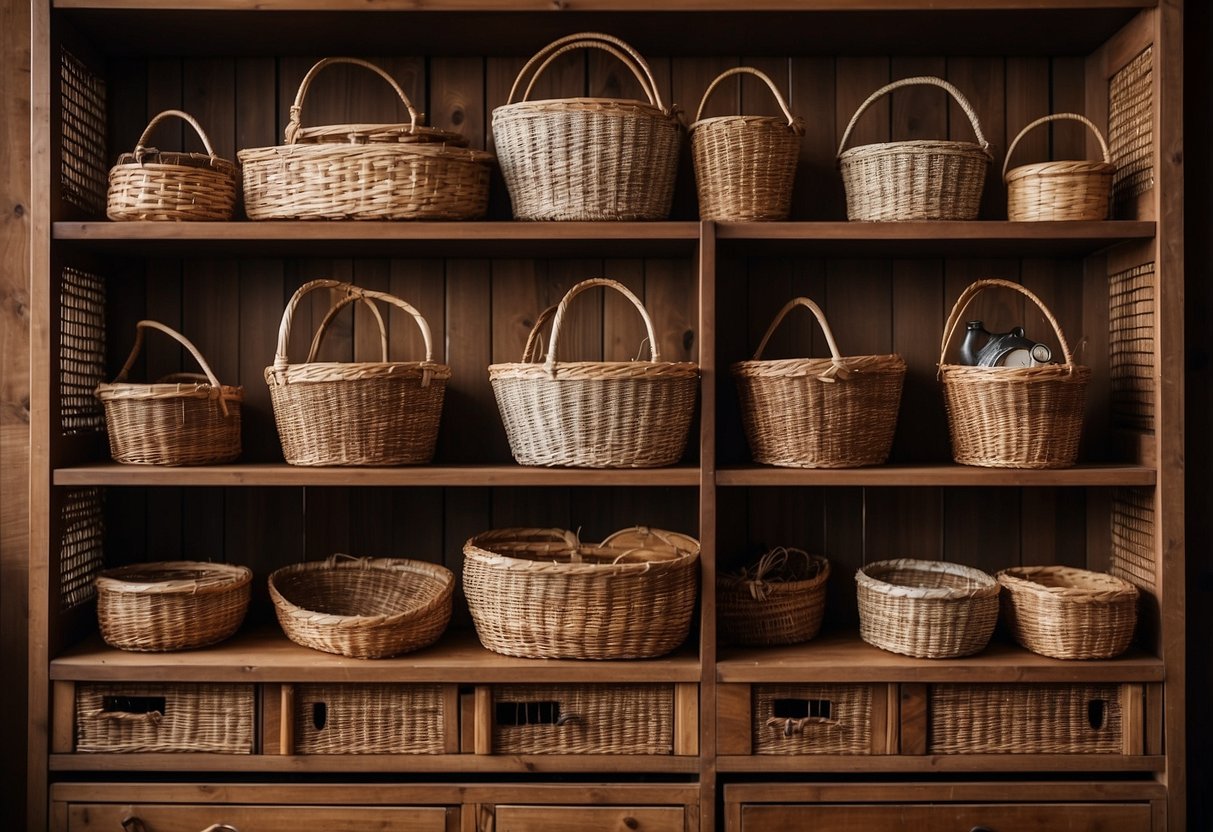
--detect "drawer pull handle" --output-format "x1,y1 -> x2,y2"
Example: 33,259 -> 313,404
90,709 -> 163,726
623,817 -> 640,830
123,819 -> 240,832
555,712 -> 582,727
766,715 -> 842,737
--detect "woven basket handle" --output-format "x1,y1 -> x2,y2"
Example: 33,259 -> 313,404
752,297 -> 853,382
694,66 -> 800,130
1002,112 -> 1112,180
939,278 -> 1076,371
521,304 -> 559,363
88,708 -> 163,725
133,109 -> 219,163
542,278 -> 661,377
837,75 -> 990,158
305,293 -> 389,364
508,32 -> 665,112
113,320 -> 233,417
284,57 -> 420,145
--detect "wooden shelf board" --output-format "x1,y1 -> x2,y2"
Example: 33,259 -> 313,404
716,755 -> 1165,773
50,753 -> 701,773
716,463 -> 1156,487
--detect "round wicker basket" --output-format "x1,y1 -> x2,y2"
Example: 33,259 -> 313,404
1004,112 -> 1115,222
997,565 -> 1138,659
717,547 -> 830,646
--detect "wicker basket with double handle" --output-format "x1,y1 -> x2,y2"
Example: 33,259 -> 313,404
1004,113 -> 1116,222
996,565 -> 1139,659
939,278 -> 1091,469
492,32 -> 681,221
717,547 -> 830,646
265,279 -> 451,466
838,76 -> 992,221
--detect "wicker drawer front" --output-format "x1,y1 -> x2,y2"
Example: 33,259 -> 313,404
494,805 -> 684,832
75,683 -> 254,754
294,683 -> 448,755
489,684 -> 674,755
66,803 -> 453,831
753,684 -> 873,755
738,803 -> 1152,832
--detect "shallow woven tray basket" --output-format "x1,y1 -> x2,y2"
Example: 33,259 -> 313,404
492,32 -> 681,221
239,57 -> 492,220
997,565 -> 1139,659
96,561 -> 252,652
717,547 -> 830,646
690,66 -> 804,221
490,278 -> 698,468
96,320 -> 243,465
269,555 -> 455,659
939,278 -> 1091,469
107,109 -> 238,222
838,76 -> 992,221
1005,113 -> 1115,222
463,526 -> 700,660
856,558 -> 1000,659
265,279 -> 451,466
732,297 -> 905,468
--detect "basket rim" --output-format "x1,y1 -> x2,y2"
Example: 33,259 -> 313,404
493,96 -> 673,115
839,138 -> 992,162
996,565 -> 1139,603
464,526 -> 700,577
689,113 -> 802,133
717,548 -> 831,594
1005,160 -> 1117,182
856,558 -> 998,600
489,359 -> 699,380
268,556 -> 455,626
939,362 -> 1092,382
96,560 -> 252,594
237,142 -> 494,163
111,154 -> 238,175
96,381 -> 244,402
731,354 -> 905,378
265,360 -> 453,385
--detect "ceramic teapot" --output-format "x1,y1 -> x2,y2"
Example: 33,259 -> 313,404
959,321 -> 1053,368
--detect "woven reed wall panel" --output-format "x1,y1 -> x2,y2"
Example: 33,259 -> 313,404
752,683 -> 872,755
1112,486 -> 1156,592
294,684 -> 446,754
59,487 -> 103,611
59,48 -> 107,216
1108,46 -> 1153,213
59,266 -> 106,435
1109,262 -> 1154,431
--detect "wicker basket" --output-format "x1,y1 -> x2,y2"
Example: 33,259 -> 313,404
265,279 -> 451,466
269,555 -> 454,659
95,561 -> 251,652
1005,113 -> 1115,222
294,683 -> 447,754
856,559 -> 1000,659
75,682 -> 255,754
717,547 -> 830,646
239,57 -> 492,220
732,297 -> 905,468
753,683 -> 874,755
463,526 -> 700,660
690,66 -> 804,221
996,565 -> 1139,659
490,278 -> 698,468
492,32 -> 681,221
96,320 -> 243,465
107,109 -> 238,222
939,278 -> 1091,469
490,684 -> 674,754
838,76 -> 992,221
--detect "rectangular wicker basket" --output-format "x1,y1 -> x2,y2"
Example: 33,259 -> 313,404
489,684 -> 674,755
294,683 -> 449,754
75,682 -> 254,754
752,683 -> 873,755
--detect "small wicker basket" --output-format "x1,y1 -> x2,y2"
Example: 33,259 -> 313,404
856,559 -> 1000,659
96,320 -> 243,466
838,76 -> 992,221
690,66 -> 804,221
996,565 -> 1139,659
717,547 -> 830,646
107,109 -> 238,222
269,555 -> 455,659
95,561 -> 252,652
1004,113 -> 1115,222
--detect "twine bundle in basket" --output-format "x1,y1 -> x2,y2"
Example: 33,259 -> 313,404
856,559 -> 1000,659
463,526 -> 700,660
1004,113 -> 1115,222
490,278 -> 698,468
996,565 -> 1139,659
717,547 -> 830,646
838,76 -> 992,221
269,555 -> 454,659
492,32 -> 681,221
95,561 -> 252,652
939,278 -> 1091,468
96,320 -> 243,465
733,297 -> 905,468
690,66 -> 804,221
239,57 -> 493,220
265,279 -> 451,466
107,109 -> 238,222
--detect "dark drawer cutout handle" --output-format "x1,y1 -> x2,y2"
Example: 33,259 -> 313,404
496,700 -> 581,727
312,701 -> 327,731
772,697 -> 832,721
1089,698 -> 1108,730
103,695 -> 166,716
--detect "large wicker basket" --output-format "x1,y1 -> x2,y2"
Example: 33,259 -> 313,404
1005,113 -> 1115,222
463,526 -> 700,660
96,320 -> 243,465
265,279 -> 451,466
492,32 -> 681,221
239,57 -> 492,220
490,278 -> 698,468
269,555 -> 454,659
95,561 -> 252,652
733,297 -> 905,468
939,278 -> 1091,468
856,559 -> 1000,659
838,76 -> 992,221
690,66 -> 804,221
996,565 -> 1139,659
717,547 -> 830,646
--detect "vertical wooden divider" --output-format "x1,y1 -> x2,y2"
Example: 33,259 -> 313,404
697,221 -> 717,832
715,684 -> 750,757
899,683 -> 928,755
50,680 -> 74,754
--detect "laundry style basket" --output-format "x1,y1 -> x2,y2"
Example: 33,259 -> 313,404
1004,113 -> 1115,221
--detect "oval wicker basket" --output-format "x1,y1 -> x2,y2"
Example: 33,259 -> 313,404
463,526 -> 700,660
96,320 -> 243,465
732,297 -> 905,468
717,547 -> 830,646
489,278 -> 698,468
492,32 -> 681,221
838,76 -> 992,221
107,109 -> 238,222
1004,113 -> 1115,222
939,278 -> 1091,469
856,559 -> 1000,659
996,565 -> 1139,659
265,279 -> 452,466
690,66 -> 804,221
96,561 -> 252,652
269,555 -> 455,659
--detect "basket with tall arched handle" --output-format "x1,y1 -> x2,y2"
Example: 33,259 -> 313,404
1004,112 -> 1115,221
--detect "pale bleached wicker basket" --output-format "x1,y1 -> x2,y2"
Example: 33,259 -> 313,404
717,547 -> 830,646
996,565 -> 1138,659
1004,113 -> 1115,222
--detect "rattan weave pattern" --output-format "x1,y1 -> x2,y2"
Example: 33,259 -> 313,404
60,48 -> 107,215
753,684 -> 872,755
58,488 -> 104,611
997,565 -> 1138,660
294,684 -> 446,754
1004,113 -> 1114,222
75,683 -> 255,754
491,684 -> 674,755
1110,262 -> 1155,430
59,266 -> 107,435
1108,46 -> 1154,212
1112,486 -> 1156,592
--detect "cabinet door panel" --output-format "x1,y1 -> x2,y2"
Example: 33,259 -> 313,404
68,804 -> 453,832
494,805 -> 684,832
740,803 -> 1151,832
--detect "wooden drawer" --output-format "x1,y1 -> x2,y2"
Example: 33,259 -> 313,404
717,683 -> 895,756
66,803 -> 456,832
739,803 -> 1151,831
494,805 -> 685,832
291,683 -> 457,755
73,682 -> 254,754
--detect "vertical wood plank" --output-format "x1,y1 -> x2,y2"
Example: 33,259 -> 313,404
261,682 -> 283,755
836,57 -> 891,153
674,683 -> 699,756
442,260 -> 501,463
947,57 -> 1006,220
1146,681 -> 1163,756
460,689 -> 476,755
50,681 -> 74,754
280,683 -> 295,755
444,488 -> 491,631
869,682 -> 889,756
603,259 -> 646,362
899,683 -> 928,755
473,686 -> 492,755
787,57 -> 838,219
1052,56 -> 1090,162
1004,57 -> 1051,188
889,56 -> 947,142
430,56 -> 486,150
443,685 -> 461,755
889,259 -> 947,462
864,488 -> 942,563
715,684 -> 751,756
1122,683 -> 1145,756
